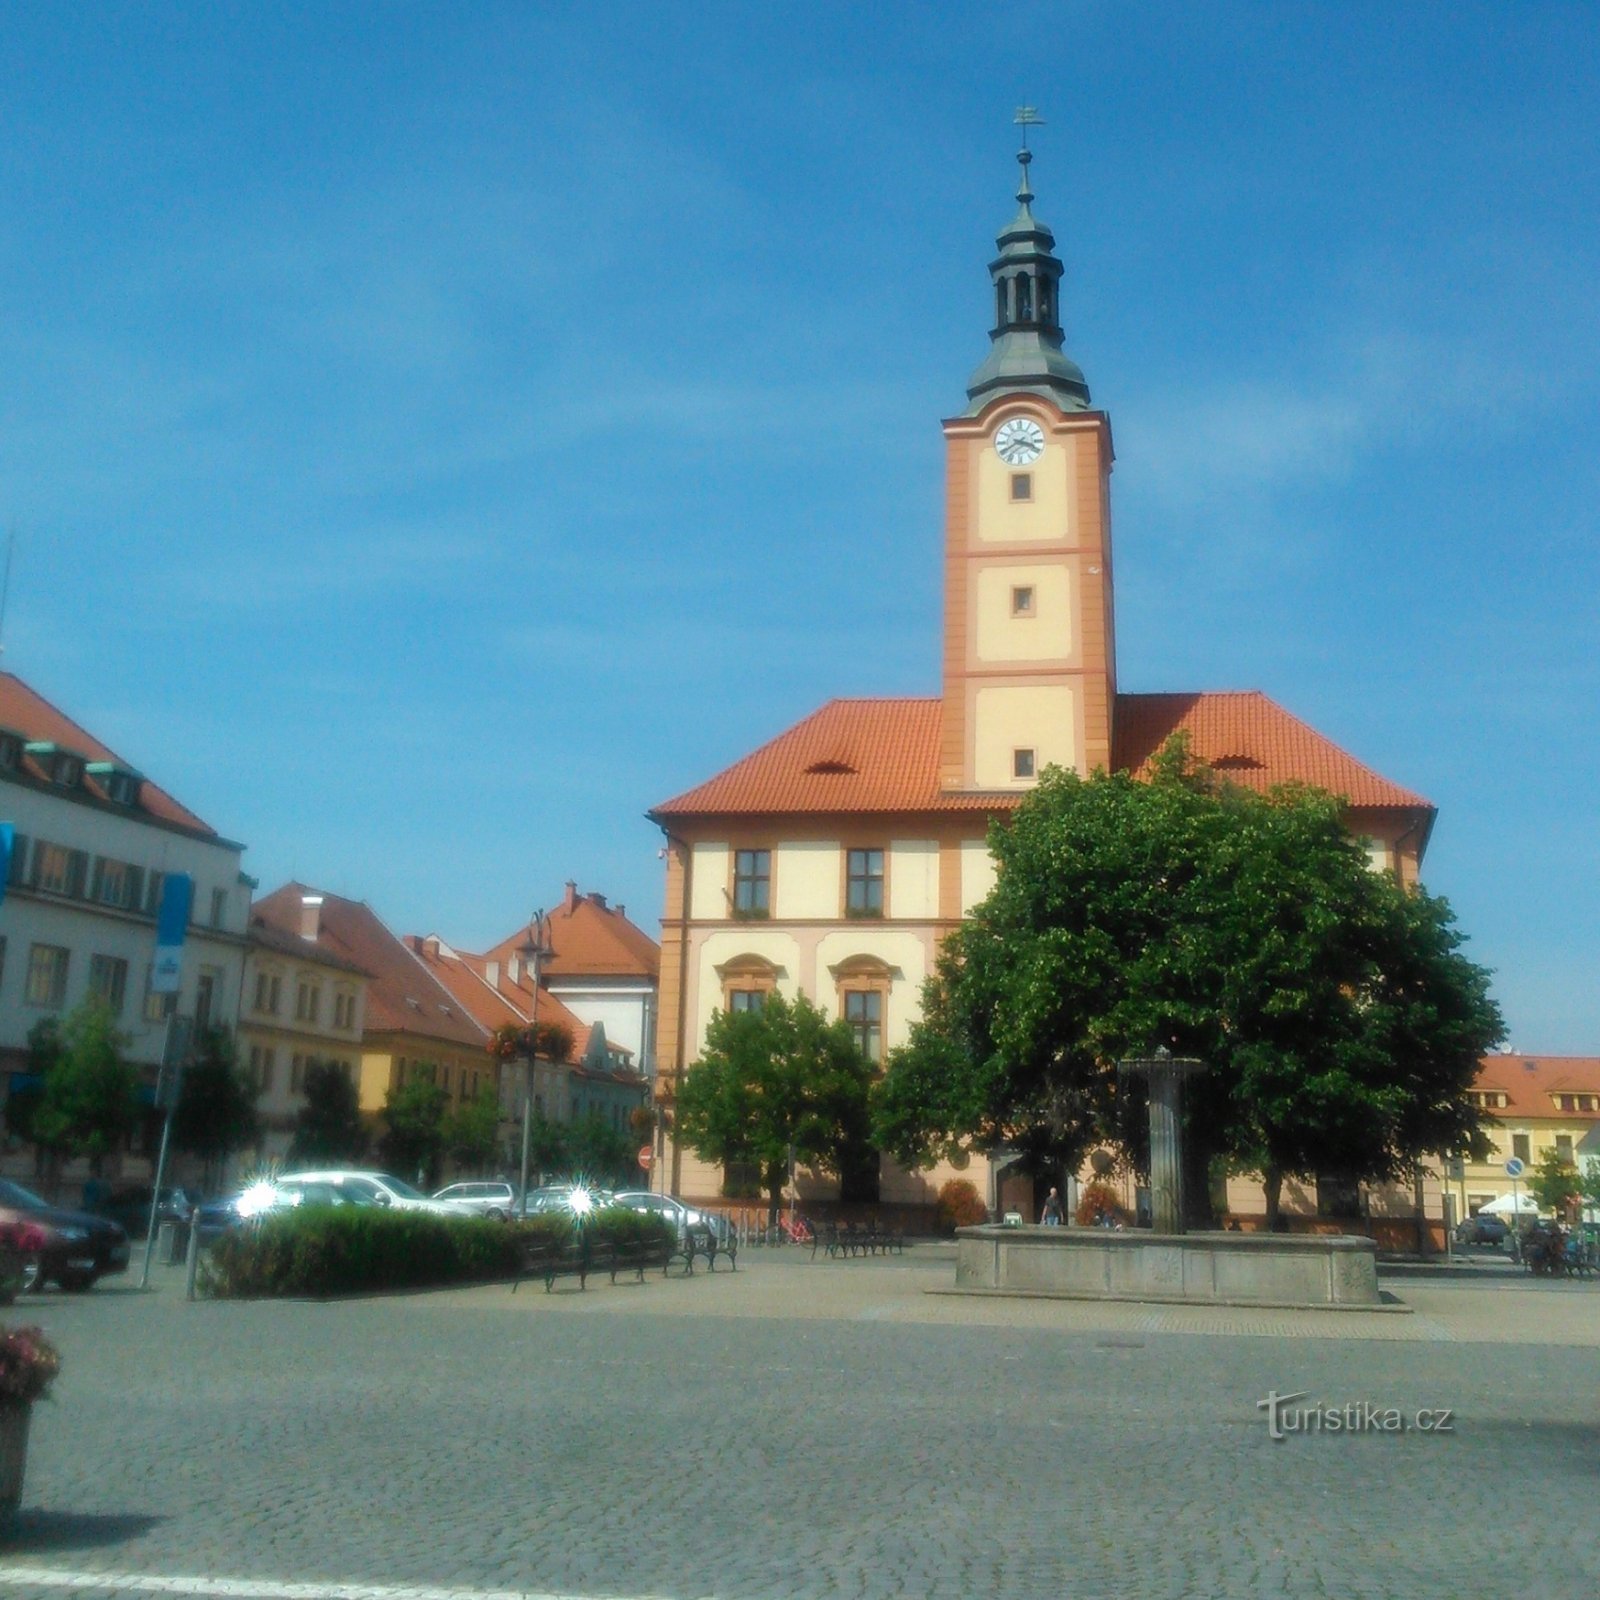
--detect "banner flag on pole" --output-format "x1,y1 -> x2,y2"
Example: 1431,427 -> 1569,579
151,872 -> 193,994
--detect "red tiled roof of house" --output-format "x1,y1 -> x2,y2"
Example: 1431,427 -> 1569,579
245,916 -> 372,980
0,671 -> 218,836
483,886 -> 661,979
650,692 -> 1432,818
403,934 -> 589,1045
650,699 -> 1000,817
1115,692 -> 1432,809
253,884 -> 485,1050
1475,1055 -> 1600,1121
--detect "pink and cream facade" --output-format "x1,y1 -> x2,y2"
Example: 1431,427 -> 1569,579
651,149 -> 1434,1217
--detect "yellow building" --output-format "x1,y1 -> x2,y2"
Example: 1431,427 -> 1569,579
1456,1054 -> 1600,1219
650,145 -> 1433,1220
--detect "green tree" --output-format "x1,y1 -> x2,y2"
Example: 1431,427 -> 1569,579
31,1002 -> 141,1185
565,1111 -> 635,1187
379,1077 -> 448,1186
4,1020 -> 65,1163
172,1028 -> 259,1190
442,1085 -> 501,1173
675,991 -> 875,1225
874,749 -> 1503,1229
1529,1148 -> 1581,1218
288,1060 -> 367,1167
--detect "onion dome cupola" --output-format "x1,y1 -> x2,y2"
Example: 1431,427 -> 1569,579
964,146 -> 1091,414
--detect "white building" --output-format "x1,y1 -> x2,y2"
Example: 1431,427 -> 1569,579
0,671 -> 252,1095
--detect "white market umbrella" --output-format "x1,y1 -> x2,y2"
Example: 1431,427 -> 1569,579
1479,1192 -> 1543,1216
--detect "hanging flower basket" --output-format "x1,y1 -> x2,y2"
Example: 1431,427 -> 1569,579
0,1324 -> 61,1521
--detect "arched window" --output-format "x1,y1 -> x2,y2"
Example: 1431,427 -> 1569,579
1037,280 -> 1052,326
831,956 -> 894,1066
1016,273 -> 1032,322
717,954 -> 781,1015
996,279 -> 1007,327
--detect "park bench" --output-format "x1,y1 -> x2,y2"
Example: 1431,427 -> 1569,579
669,1222 -> 737,1275
810,1220 -> 907,1260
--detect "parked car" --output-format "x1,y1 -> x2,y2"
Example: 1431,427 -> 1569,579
0,1177 -> 131,1291
432,1181 -> 517,1220
611,1191 -> 730,1243
516,1184 -> 614,1219
1455,1214 -> 1510,1246
272,1171 -> 456,1215
88,1184 -> 202,1238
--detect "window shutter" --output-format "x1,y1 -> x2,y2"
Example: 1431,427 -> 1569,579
68,850 -> 89,898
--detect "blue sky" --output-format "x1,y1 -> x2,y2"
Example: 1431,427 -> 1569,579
2,4 -> 1595,1049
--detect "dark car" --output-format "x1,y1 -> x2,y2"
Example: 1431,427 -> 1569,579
87,1184 -> 201,1239
0,1178 -> 131,1291
1455,1213 -> 1509,1246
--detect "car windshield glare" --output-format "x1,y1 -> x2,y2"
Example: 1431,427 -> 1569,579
0,1178 -> 48,1209
375,1175 -> 429,1201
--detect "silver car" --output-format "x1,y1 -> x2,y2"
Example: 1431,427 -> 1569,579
431,1181 -> 517,1221
611,1190 -> 730,1243
273,1171 -> 456,1215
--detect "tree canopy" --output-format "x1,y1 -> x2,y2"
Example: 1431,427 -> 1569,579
288,1060 -> 367,1167
31,1002 -> 141,1182
873,748 -> 1503,1225
379,1077 -> 448,1186
675,991 -> 874,1223
173,1028 -> 259,1188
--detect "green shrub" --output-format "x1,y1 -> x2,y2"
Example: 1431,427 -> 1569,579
935,1179 -> 988,1234
204,1207 -> 522,1298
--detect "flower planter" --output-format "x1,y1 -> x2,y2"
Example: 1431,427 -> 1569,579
0,1402 -> 31,1520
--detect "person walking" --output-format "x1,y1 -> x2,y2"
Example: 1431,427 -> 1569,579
1040,1187 -> 1063,1226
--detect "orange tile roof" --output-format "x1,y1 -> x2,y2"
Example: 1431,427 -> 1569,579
0,671 -> 219,837
403,934 -> 589,1044
1115,692 -> 1431,809
483,887 -> 660,979
253,883 -> 485,1050
650,699 -> 998,817
1475,1055 -> 1600,1121
650,692 -> 1432,818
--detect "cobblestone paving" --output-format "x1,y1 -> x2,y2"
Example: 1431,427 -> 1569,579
2,1254 -> 1598,1600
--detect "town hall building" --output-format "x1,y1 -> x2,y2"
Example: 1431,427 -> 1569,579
649,145 -> 1434,1217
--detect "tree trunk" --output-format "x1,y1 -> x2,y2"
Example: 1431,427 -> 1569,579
765,1162 -> 786,1230
1180,1118 -> 1217,1231
1263,1165 -> 1284,1233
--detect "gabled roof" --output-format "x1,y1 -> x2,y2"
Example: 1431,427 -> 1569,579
483,885 -> 660,980
649,691 -> 1433,819
245,916 -> 372,980
1115,692 -> 1432,810
1475,1055 -> 1600,1121
253,883 -> 485,1050
403,933 -> 590,1048
0,671 -> 220,837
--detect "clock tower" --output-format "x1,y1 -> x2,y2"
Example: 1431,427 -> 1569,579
939,145 -> 1116,792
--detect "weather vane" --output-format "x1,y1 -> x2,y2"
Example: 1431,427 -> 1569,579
1014,105 -> 1045,150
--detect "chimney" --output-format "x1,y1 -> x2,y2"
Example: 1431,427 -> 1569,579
564,880 -> 578,912
299,894 -> 324,942
616,904 -> 624,919
591,892 -> 607,911
423,935 -> 441,962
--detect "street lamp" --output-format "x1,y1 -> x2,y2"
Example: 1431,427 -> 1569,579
517,909 -> 553,1209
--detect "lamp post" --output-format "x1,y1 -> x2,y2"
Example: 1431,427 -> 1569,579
517,909 -> 553,1209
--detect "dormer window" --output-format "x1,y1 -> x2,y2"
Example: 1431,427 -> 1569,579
27,743 -> 86,789
87,762 -> 143,806
0,731 -> 22,772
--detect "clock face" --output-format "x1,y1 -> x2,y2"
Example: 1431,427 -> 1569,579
994,417 -> 1045,465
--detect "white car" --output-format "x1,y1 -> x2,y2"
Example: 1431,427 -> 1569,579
431,1181 -> 517,1220
611,1191 -> 730,1242
273,1171 -> 456,1215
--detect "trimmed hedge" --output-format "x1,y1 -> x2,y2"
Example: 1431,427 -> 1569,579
203,1204 -> 676,1298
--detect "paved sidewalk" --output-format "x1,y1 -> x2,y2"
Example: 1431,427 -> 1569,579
0,1254 -> 1595,1600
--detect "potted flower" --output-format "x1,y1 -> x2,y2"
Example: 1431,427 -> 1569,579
0,1323 -> 61,1519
